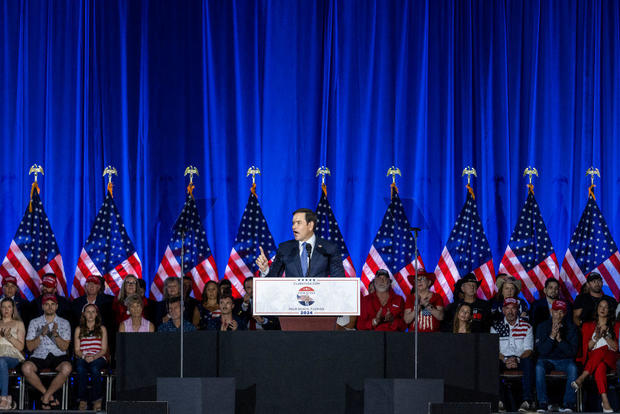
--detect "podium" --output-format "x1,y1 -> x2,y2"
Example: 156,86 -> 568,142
254,278 -> 359,331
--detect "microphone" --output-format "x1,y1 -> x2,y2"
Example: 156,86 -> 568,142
305,243 -> 313,277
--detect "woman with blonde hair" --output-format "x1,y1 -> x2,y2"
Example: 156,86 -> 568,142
74,304 -> 108,411
0,298 -> 24,409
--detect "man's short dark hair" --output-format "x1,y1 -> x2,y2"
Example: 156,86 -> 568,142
244,277 -> 254,287
166,296 -> 181,305
544,278 -> 560,288
219,279 -> 232,288
219,289 -> 234,303
292,208 -> 318,228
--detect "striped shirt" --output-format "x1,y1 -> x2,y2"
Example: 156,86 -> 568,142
80,334 -> 102,356
491,317 -> 533,357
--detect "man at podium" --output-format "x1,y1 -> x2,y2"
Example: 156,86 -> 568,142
256,208 -> 345,278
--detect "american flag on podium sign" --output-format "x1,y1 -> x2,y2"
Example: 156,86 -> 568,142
433,184 -> 495,305
560,189 -> 620,300
224,184 -> 277,298
361,183 -> 424,298
499,188 -> 561,303
0,176 -> 67,300
72,182 -> 142,298
315,183 -> 356,278
150,189 -> 218,301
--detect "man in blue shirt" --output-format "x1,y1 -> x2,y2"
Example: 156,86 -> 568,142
157,296 -> 195,333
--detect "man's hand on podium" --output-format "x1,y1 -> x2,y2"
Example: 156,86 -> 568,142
256,246 -> 269,273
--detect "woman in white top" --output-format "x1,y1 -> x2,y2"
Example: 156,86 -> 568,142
0,298 -> 25,409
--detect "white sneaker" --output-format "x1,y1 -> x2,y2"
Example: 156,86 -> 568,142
498,400 -> 506,413
518,401 -> 532,412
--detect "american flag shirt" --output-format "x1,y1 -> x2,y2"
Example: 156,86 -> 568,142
491,317 -> 533,357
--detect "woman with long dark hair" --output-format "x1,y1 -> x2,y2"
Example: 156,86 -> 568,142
452,302 -> 473,334
0,298 -> 24,409
74,304 -> 108,411
571,298 -> 619,413
193,281 -> 220,330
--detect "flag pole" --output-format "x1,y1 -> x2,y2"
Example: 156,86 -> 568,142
179,166 -> 198,378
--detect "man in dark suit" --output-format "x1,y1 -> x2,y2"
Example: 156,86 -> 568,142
72,275 -> 114,330
256,208 -> 345,278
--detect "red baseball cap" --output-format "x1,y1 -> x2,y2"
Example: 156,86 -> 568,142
41,275 -> 56,289
41,294 -> 57,304
86,275 -> 100,284
502,297 -> 519,307
2,276 -> 17,287
552,300 -> 567,312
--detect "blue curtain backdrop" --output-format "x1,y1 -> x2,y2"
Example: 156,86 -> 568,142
1,0 -> 619,296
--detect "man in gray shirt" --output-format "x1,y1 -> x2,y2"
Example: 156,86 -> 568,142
21,294 -> 72,409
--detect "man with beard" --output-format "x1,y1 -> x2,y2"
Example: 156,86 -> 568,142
256,208 -> 345,278
572,272 -> 617,327
29,274 -> 72,322
357,270 -> 405,331
530,278 -> 571,328
491,298 -> 534,413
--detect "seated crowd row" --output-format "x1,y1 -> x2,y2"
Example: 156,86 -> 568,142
359,268 -> 620,413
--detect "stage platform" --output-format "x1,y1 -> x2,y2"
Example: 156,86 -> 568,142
116,331 -> 498,414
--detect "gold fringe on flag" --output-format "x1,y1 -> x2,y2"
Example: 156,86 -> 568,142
29,181 -> 40,212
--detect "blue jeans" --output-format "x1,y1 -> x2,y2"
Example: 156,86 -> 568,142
0,357 -> 19,396
535,358 -> 578,406
501,356 -> 534,402
75,357 -> 107,401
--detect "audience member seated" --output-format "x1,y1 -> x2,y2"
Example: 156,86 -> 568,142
193,281 -> 220,330
0,298 -> 25,410
157,297 -> 196,333
0,276 -> 28,323
571,297 -> 619,413
154,277 -> 194,326
119,295 -> 154,333
452,302 -> 473,334
442,273 -> 490,333
208,291 -> 246,331
573,272 -> 617,328
137,278 -> 157,322
491,297 -> 534,413
403,270 -> 443,332
74,304 -> 108,411
29,273 -> 72,322
357,270 -> 405,331
233,277 -> 279,330
534,300 -> 578,412
490,275 -> 529,323
72,275 -> 114,330
22,294 -> 72,410
112,275 -> 146,324
530,278 -> 570,329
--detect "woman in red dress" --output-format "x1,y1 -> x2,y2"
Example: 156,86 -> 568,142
571,297 -> 619,413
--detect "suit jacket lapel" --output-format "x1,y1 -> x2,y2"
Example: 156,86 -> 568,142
290,243 -> 303,277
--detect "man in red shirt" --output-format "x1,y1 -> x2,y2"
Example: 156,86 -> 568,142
403,270 -> 444,332
357,270 -> 405,331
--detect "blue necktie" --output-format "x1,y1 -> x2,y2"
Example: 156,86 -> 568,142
301,242 -> 308,276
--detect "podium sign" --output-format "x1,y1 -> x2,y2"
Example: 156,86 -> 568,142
253,278 -> 360,316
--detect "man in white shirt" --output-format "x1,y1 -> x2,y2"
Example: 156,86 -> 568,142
255,208 -> 344,278
491,297 -> 534,413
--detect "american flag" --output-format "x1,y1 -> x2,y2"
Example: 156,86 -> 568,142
361,187 -> 424,298
71,190 -> 142,298
0,187 -> 67,300
560,194 -> 620,299
433,189 -> 495,305
224,189 -> 277,298
499,190 -> 561,303
315,186 -> 356,278
150,193 -> 218,301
